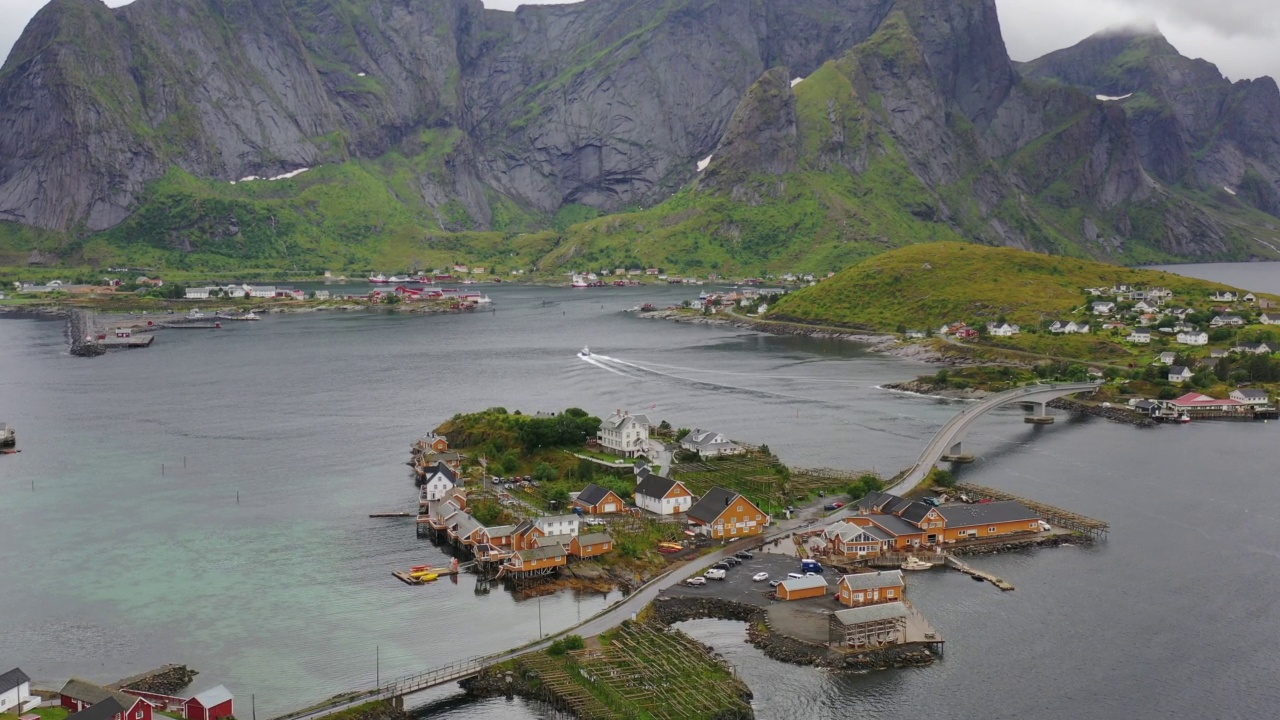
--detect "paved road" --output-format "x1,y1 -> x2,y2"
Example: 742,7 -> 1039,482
894,381 -> 1102,492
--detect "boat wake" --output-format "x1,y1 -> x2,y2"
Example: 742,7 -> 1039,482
577,353 -> 628,376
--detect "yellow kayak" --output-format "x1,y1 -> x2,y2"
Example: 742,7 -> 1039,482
410,572 -> 439,581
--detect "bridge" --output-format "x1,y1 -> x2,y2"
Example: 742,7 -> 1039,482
891,381 -> 1103,492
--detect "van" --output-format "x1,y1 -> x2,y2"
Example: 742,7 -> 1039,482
704,568 -> 727,580
801,559 -> 824,574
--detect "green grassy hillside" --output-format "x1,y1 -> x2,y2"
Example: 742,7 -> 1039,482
768,242 -> 1253,332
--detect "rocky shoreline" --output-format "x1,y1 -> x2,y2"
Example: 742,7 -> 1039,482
880,379 -> 992,400
951,533 -> 1092,556
638,309 -> 898,349
1046,397 -> 1157,427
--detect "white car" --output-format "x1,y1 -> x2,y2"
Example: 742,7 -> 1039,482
704,568 -> 727,580
685,576 -> 707,586
787,572 -> 804,579
752,572 -> 769,582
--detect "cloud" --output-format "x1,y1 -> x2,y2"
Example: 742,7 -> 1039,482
2,0 -> 1278,87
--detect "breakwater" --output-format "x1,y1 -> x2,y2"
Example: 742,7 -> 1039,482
67,310 -> 105,357
1046,397 -> 1157,427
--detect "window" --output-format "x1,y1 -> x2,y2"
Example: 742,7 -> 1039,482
737,505 -> 744,512
887,589 -> 896,597
136,711 -> 144,719
988,527 -> 997,533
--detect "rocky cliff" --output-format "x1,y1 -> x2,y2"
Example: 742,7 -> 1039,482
2,0 -> 1280,268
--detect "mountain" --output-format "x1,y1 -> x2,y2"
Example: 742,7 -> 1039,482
1020,28 -> 1280,220
3,0 -> 1280,272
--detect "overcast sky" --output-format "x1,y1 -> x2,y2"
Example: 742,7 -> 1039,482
2,0 -> 1277,82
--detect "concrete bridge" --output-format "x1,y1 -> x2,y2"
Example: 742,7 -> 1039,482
892,381 -> 1103,492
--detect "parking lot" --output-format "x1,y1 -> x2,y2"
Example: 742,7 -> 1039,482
665,552 -> 818,608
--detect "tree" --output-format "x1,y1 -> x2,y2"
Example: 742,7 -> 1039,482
675,428 -> 691,441
930,468 -> 956,488
533,463 -> 558,483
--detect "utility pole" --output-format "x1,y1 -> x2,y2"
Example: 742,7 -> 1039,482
376,645 -> 380,688
538,596 -> 543,639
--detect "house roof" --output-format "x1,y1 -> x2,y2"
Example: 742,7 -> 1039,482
826,524 -> 877,542
483,524 -> 516,539
884,496 -> 915,516
840,570 -> 905,591
518,544 -> 566,562
634,472 -> 682,500
897,502 -> 935,525
0,667 -> 29,694
574,483 -> 618,506
855,491 -> 898,513
936,501 -> 1039,527
1168,365 -> 1190,375
687,487 -> 747,524
832,601 -> 909,625
1233,389 -> 1269,399
603,412 -> 651,429
59,679 -> 140,710
426,462 -> 457,483
778,575 -> 829,592
449,513 -> 484,538
66,698 -> 126,720
1168,393 -> 1242,407
190,686 -> 233,708
574,532 -> 613,546
861,514 -> 923,537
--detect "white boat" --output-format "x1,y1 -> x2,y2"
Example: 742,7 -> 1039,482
571,274 -> 589,288
243,311 -> 260,320
901,556 -> 934,571
579,346 -> 591,357
1178,412 -> 1192,424
188,309 -> 205,319
368,274 -> 390,283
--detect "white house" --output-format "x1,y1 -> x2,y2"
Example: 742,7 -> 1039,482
421,462 -> 458,502
904,329 -> 926,339
185,287 -> 213,300
1156,352 -> 1177,365
1209,315 -> 1245,328
1133,300 -> 1158,313
0,668 -> 33,713
1177,331 -> 1209,346
1232,342 -> 1275,355
681,429 -> 744,458
1230,389 -> 1271,405
313,290 -> 330,300
1168,366 -> 1193,383
1244,293 -> 1257,303
1050,321 -> 1089,334
597,410 -> 651,458
1127,328 -> 1152,344
986,322 -> 1020,337
534,514 -> 581,538
634,470 -> 693,515
1261,313 -> 1280,325
248,285 -> 276,298
1211,291 -> 1237,302
1091,302 -> 1116,315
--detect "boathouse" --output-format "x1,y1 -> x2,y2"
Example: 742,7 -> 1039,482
829,602 -> 909,647
60,680 -> 153,720
775,575 -> 828,601
634,470 -> 693,515
686,487 -> 769,539
573,484 -> 626,514
568,532 -> 614,559
185,686 -> 233,720
501,544 -> 568,576
837,571 -> 905,608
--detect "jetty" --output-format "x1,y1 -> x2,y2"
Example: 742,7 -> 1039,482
945,556 -> 1014,591
369,512 -> 411,518
392,559 -> 472,585
954,483 -> 1109,538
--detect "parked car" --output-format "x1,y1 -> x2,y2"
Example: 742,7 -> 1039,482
801,560 -> 824,574
769,579 -> 782,588
787,572 -> 804,579
1037,520 -> 1052,532
713,562 -> 732,571
685,576 -> 707,586
724,557 -> 741,566
752,572 -> 769,582
823,501 -> 845,511
704,568 -> 727,580
735,551 -> 754,560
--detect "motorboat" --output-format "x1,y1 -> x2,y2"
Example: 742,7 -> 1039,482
901,556 -> 934,571
368,273 -> 390,283
579,346 -> 591,357
571,274 -> 589,288
1178,412 -> 1192,424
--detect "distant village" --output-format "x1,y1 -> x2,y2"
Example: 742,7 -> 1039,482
0,668 -> 233,720
924,283 -> 1280,421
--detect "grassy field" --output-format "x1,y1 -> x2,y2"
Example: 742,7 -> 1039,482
769,242 -> 1266,332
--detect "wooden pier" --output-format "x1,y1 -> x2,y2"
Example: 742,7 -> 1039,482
392,560 -> 472,585
945,556 -> 1014,591
955,482 -> 1109,538
97,335 -> 155,348
370,512 -> 411,518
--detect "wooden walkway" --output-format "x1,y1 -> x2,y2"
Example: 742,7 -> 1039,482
945,556 -> 1014,591
955,483 -> 1109,538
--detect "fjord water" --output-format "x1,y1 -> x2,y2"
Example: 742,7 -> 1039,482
0,279 -> 1277,719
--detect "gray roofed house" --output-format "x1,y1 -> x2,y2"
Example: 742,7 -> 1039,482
936,500 -> 1039,527
634,472 -> 679,500
860,513 -> 924,537
574,532 -> 613,546
884,496 -> 915,516
897,502 -> 934,525
65,698 -> 126,720
482,524 -> 516,540
1230,388 -> 1271,405
0,667 -> 29,694
679,428 -> 744,457
58,679 -> 140,711
686,487 -> 740,524
858,524 -> 894,542
855,491 -> 898,513
574,483 -> 617,507
840,570 -> 905,591
448,513 -> 485,542
832,601 -> 909,625
517,544 -> 567,562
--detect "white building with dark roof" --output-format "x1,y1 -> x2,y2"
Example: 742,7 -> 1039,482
597,410 -> 651,457
679,428 -> 744,457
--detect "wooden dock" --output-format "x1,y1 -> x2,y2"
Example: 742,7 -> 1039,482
370,512 -> 411,518
945,556 -> 1014,591
98,335 -> 155,348
392,560 -> 473,585
955,482 -> 1109,538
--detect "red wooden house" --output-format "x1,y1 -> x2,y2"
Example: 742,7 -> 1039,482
185,686 -> 233,720
60,680 -> 153,720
